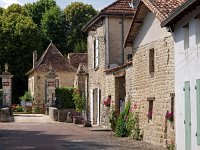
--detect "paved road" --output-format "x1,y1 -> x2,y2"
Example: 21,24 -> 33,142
0,114 -> 166,150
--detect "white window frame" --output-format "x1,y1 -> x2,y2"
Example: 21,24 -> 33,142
94,38 -> 99,69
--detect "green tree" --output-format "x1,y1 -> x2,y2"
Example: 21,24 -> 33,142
25,0 -> 56,26
41,6 -> 67,53
3,4 -> 27,17
64,2 -> 97,53
0,6 -> 42,103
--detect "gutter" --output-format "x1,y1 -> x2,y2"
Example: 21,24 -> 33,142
161,0 -> 197,27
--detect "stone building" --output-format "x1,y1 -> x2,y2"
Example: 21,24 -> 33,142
26,43 -> 87,112
123,0 -> 186,147
82,0 -> 136,126
162,0 -> 200,149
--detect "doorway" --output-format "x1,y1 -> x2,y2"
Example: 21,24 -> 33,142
115,76 -> 126,114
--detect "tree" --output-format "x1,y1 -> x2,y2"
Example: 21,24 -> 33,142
64,2 -> 97,53
0,6 -> 42,103
25,0 -> 56,26
3,4 -> 27,17
41,6 -> 67,53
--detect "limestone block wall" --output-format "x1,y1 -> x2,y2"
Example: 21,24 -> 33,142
126,36 -> 175,147
108,16 -> 133,65
87,24 -> 107,124
32,71 -> 76,105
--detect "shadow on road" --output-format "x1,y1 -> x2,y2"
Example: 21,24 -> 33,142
0,129 -> 116,150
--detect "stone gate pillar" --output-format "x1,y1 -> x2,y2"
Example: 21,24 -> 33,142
0,63 -> 13,107
45,64 -> 57,107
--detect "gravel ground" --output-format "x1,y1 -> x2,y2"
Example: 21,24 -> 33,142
0,114 -> 166,150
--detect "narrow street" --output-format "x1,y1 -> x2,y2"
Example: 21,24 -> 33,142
0,114 -> 165,150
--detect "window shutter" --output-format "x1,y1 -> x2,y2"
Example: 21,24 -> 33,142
196,79 -> 200,145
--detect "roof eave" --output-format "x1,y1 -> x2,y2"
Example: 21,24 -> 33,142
82,12 -> 135,32
161,0 -> 197,27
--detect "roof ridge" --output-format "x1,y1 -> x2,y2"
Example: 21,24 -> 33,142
34,43 -> 59,70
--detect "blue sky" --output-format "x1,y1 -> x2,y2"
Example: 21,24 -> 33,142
0,0 -> 116,10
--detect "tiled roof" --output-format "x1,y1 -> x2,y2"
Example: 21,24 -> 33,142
101,0 -> 136,14
125,0 -> 188,47
68,53 -> 87,69
142,0 -> 187,21
82,0 -> 136,32
26,43 -> 76,75
104,61 -> 132,73
161,0 -> 199,27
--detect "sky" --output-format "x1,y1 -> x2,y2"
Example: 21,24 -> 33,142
0,0 -> 116,10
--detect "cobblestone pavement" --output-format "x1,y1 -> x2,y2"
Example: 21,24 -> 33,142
0,114 -> 166,150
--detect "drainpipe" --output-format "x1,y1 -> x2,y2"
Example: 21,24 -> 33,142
121,15 -> 125,65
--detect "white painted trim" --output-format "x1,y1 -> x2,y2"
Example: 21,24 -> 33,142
90,89 -> 93,124
97,88 -> 100,126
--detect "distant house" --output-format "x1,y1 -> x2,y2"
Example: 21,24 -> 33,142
82,0 -> 135,126
123,0 -> 179,146
26,43 -> 87,111
162,1 -> 200,149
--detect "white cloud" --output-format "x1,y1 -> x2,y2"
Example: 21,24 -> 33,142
1,0 -> 23,8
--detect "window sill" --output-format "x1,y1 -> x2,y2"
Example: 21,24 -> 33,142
149,72 -> 154,78
94,66 -> 99,71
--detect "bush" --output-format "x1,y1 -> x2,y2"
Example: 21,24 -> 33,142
55,87 -> 75,109
19,91 -> 32,102
16,105 -> 23,112
126,111 -> 143,140
72,89 -> 85,112
109,109 -> 118,131
115,101 -> 131,137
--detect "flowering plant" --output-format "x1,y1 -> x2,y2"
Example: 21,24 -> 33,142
165,111 -> 174,122
103,96 -> 111,107
147,111 -> 152,118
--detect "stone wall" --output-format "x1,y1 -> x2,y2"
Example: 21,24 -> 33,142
126,36 -> 175,147
30,71 -> 76,107
87,16 -> 133,127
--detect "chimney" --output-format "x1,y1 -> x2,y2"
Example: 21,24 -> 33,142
33,50 -> 37,68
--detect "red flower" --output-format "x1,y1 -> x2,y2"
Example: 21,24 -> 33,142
103,97 -> 111,107
165,111 -> 174,121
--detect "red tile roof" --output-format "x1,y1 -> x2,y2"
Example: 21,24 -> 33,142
142,0 -> 187,21
161,0 -> 199,27
125,0 -> 188,47
68,53 -> 87,69
82,0 -> 136,32
101,0 -> 136,14
26,43 -> 76,75
104,61 -> 132,73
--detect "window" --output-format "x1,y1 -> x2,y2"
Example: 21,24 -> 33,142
55,79 -> 59,88
149,48 -> 155,74
170,93 -> 175,121
183,23 -> 189,50
196,18 -> 200,45
94,38 -> 99,69
147,97 -> 155,121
